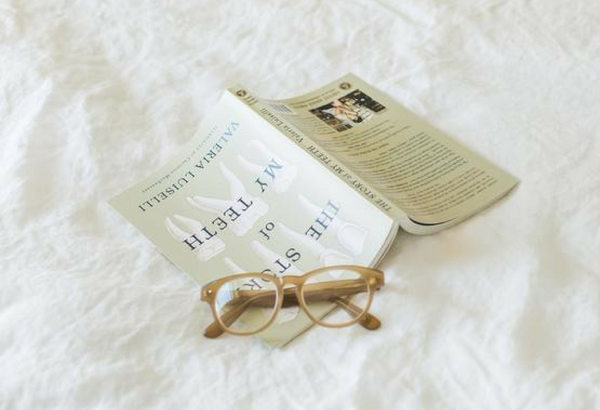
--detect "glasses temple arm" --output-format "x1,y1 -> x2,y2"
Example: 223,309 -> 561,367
331,297 -> 381,330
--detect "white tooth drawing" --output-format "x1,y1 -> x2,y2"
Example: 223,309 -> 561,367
223,256 -> 245,274
251,240 -> 304,276
250,240 -> 302,323
164,214 -> 225,261
237,154 -> 296,194
277,223 -> 353,275
236,155 -> 263,176
247,140 -> 298,193
297,194 -> 367,256
187,162 -> 269,236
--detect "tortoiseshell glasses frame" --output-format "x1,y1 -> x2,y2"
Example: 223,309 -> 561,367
200,265 -> 385,338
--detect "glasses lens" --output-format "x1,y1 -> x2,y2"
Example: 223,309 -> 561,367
214,275 -> 279,334
301,268 -> 371,326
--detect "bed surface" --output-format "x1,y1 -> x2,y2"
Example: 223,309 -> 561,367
2,1 -> 599,409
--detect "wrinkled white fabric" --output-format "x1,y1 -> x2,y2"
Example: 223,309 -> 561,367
1,1 -> 599,409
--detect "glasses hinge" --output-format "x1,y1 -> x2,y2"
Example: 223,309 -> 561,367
201,288 -> 213,301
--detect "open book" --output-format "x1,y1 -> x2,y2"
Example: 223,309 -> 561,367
109,74 -> 518,347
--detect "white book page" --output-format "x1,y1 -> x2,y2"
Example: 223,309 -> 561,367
256,74 -> 518,228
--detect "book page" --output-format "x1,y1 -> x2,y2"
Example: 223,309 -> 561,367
256,74 -> 518,227
109,91 -> 396,347
230,86 -> 404,221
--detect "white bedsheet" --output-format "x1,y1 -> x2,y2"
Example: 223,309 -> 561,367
2,1 -> 599,409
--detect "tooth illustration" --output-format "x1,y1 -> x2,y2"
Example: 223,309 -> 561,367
220,161 -> 270,218
223,256 -> 245,274
164,214 -> 225,261
187,196 -> 230,213
248,140 -> 297,193
250,240 -> 302,323
187,162 -> 269,236
237,154 -> 263,175
277,223 -> 353,272
238,153 -> 296,194
297,194 -> 367,255
249,140 -> 282,163
219,162 -> 246,200
250,241 -> 304,276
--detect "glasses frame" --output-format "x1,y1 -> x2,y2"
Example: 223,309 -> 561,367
200,265 -> 384,337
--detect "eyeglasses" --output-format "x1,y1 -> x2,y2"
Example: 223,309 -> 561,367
200,265 -> 384,338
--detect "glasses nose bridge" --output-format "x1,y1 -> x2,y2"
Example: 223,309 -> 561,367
281,275 -> 304,287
